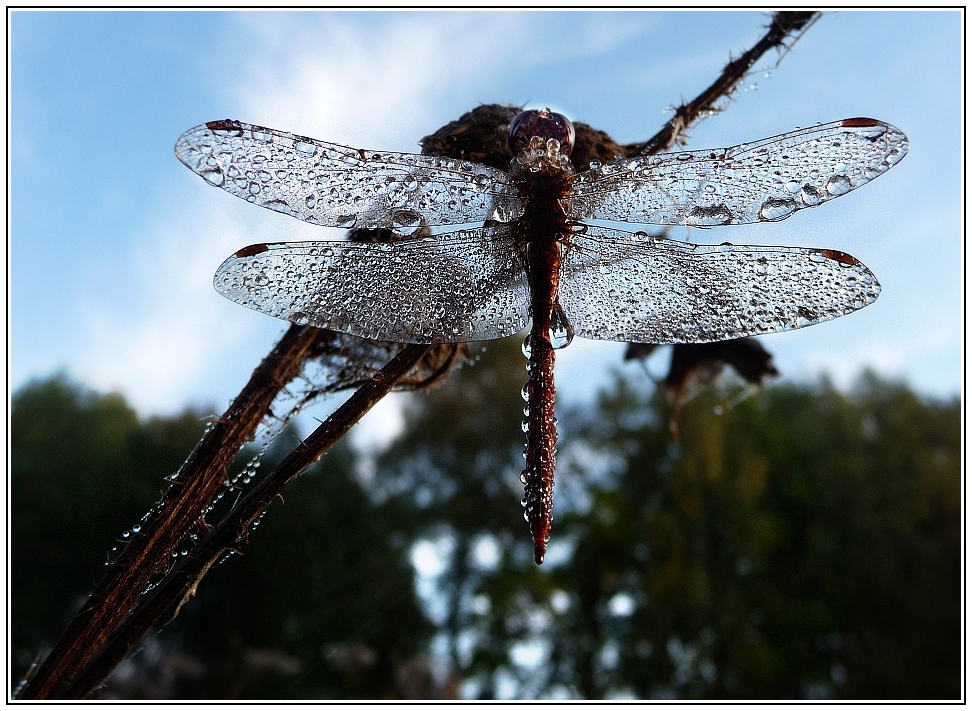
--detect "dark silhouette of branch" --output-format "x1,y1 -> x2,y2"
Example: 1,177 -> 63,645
625,11 -> 821,157
17,323 -> 325,698
625,338 -> 779,440
51,342 -> 434,699
16,10 -> 823,699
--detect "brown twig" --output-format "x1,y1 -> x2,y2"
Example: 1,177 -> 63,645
624,11 -> 821,157
52,343 -> 433,699
16,323 -> 330,699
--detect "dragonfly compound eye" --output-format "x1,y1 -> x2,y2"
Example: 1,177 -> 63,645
508,108 -> 575,157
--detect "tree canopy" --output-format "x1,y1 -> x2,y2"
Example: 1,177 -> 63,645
10,353 -> 961,699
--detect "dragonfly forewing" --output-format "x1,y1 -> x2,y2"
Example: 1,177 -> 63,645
214,225 -> 530,343
176,120 -> 523,230
559,227 -> 881,343
568,118 -> 908,227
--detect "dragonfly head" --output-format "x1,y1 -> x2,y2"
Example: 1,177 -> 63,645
509,108 -> 575,157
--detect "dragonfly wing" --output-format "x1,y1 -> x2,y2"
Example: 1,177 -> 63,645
559,226 -> 881,344
568,118 -> 908,226
176,120 -> 523,229
215,225 -> 529,343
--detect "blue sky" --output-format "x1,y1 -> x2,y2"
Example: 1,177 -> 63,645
11,10 -> 962,421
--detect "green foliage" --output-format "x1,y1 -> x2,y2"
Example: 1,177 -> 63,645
11,359 -> 960,700
11,374 -> 199,671
547,371 -> 960,699
166,432 -> 435,699
10,375 -> 433,699
372,346 -> 960,700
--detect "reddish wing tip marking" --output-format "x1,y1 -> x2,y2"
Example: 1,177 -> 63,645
235,244 -> 270,258
822,249 -> 859,266
206,119 -> 243,132
841,117 -> 880,128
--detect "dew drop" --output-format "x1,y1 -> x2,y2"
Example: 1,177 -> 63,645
200,167 -> 225,186
522,334 -> 532,358
685,204 -> 732,227
847,122 -> 887,139
758,197 -> 798,222
800,184 -> 822,206
796,304 -> 820,326
826,175 -> 852,196
885,146 -> 907,167
391,209 -> 423,236
295,140 -> 316,155
263,199 -> 293,216
209,121 -> 243,137
549,306 -> 574,349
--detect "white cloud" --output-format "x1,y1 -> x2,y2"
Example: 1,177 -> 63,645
349,392 -> 408,453
217,12 -> 529,148
74,196 -> 263,413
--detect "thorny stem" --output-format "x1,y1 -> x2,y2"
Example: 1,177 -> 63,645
16,326 -> 428,699
17,323 -> 326,699
52,343 -> 433,699
17,10 -> 822,700
624,11 -> 821,157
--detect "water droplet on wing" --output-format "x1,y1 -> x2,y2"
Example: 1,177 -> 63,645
685,204 -> 732,227
826,175 -> 852,196
758,198 -> 798,222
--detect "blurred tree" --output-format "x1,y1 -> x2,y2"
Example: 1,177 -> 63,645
12,363 -> 960,700
548,369 -> 961,700
164,427 -> 437,699
11,375 -> 203,679
11,375 -> 435,699
373,339 -> 543,696
371,342 -> 960,700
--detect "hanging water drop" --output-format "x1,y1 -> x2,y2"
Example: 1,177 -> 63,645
549,306 -> 574,349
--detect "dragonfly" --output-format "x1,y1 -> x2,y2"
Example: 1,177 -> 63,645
176,108 -> 908,564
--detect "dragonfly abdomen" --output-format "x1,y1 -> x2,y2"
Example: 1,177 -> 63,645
512,159 -> 573,565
